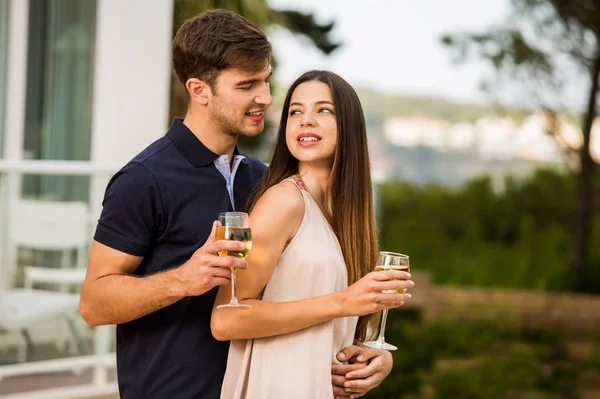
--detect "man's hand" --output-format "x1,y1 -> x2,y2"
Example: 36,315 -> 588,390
174,221 -> 247,296
332,342 -> 393,399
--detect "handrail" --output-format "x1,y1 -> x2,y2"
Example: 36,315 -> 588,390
0,160 -> 120,176
0,354 -> 115,380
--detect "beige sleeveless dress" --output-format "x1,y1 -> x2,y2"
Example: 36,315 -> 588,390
220,177 -> 358,399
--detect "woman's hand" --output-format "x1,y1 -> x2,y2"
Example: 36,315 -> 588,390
338,270 -> 413,317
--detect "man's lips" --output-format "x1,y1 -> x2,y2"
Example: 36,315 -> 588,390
245,110 -> 265,117
245,110 -> 265,123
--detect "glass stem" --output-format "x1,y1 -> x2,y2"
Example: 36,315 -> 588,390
377,309 -> 389,343
230,267 -> 238,304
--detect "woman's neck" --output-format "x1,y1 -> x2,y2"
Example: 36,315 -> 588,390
297,164 -> 332,212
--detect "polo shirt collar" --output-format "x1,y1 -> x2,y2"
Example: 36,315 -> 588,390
166,118 -> 248,167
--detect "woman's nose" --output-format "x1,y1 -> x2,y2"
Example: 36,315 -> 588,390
300,114 -> 315,127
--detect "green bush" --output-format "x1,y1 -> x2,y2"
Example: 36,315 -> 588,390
379,168 -> 599,292
367,312 -> 585,399
367,168 -> 599,397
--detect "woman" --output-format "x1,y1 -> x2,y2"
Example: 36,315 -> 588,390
212,70 -> 412,398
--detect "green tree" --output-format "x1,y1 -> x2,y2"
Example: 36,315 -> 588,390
440,0 -> 600,291
171,0 -> 340,153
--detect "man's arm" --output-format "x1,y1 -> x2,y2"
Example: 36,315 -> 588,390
80,222 -> 248,326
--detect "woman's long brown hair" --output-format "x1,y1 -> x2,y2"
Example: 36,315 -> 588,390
247,70 -> 379,341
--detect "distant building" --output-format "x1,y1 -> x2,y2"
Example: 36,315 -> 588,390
514,112 -> 560,163
380,110 -> 600,165
474,116 -> 519,160
383,115 -> 450,150
446,123 -> 476,151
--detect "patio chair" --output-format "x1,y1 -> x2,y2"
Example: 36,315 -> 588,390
0,200 -> 89,363
8,199 -> 89,282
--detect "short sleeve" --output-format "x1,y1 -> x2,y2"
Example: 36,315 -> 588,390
94,163 -> 164,256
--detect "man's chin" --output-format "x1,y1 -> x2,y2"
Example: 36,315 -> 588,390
238,127 -> 264,138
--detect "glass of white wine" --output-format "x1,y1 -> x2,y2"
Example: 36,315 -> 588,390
215,212 -> 252,309
363,251 -> 410,351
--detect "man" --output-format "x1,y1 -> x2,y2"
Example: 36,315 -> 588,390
80,9 -> 394,398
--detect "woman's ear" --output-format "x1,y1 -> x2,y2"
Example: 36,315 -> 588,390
186,78 -> 212,106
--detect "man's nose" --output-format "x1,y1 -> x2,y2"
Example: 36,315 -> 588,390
255,83 -> 272,107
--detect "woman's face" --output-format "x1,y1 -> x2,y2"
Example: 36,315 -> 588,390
285,80 -> 338,168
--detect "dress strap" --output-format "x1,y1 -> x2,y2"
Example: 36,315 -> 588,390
285,175 -> 307,192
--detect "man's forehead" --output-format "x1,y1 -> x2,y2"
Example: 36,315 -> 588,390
220,64 -> 273,80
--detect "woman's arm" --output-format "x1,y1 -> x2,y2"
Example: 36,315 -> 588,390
211,182 -> 411,341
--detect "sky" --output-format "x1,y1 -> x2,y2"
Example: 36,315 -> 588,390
268,0 -> 511,105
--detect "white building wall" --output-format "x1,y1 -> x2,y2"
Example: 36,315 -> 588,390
90,0 -> 174,167
88,0 -> 175,245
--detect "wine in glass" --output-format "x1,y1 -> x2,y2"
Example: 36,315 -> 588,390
363,251 -> 410,351
215,212 -> 252,309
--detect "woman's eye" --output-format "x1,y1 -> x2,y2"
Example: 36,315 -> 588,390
289,110 -> 301,115
319,108 -> 333,113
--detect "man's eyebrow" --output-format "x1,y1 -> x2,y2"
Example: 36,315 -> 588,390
289,100 -> 334,107
235,70 -> 273,87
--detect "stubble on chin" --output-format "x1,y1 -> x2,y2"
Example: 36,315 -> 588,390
235,122 -> 264,138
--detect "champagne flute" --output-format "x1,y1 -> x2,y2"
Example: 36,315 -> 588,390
215,212 -> 252,308
363,251 -> 410,351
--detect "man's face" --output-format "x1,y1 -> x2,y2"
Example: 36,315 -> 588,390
209,65 -> 273,138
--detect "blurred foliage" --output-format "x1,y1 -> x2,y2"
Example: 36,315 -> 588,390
169,0 -> 339,153
379,168 -> 600,292
366,308 -> 598,398
440,0 -> 600,292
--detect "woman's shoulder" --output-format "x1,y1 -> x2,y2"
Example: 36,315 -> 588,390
255,179 -> 305,216
250,179 -> 306,241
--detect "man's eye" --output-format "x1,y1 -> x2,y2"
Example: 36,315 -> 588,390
239,85 -> 253,91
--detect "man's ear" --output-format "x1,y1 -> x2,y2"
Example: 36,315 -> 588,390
186,78 -> 212,105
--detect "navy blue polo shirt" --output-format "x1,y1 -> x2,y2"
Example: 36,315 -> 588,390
94,119 -> 267,399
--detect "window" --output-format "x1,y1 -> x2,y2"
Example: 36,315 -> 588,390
23,0 -> 97,200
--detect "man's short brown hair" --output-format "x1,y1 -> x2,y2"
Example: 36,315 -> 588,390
172,9 -> 272,91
